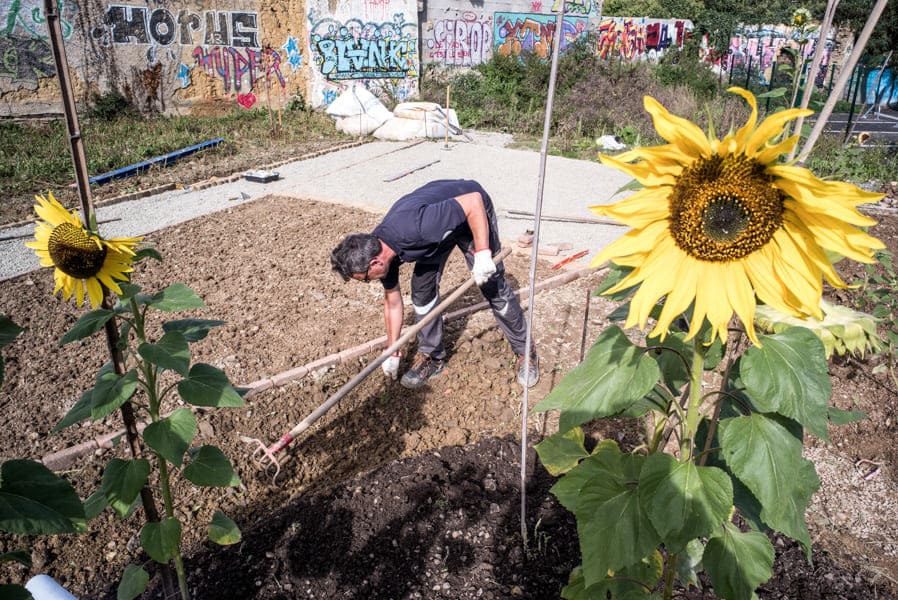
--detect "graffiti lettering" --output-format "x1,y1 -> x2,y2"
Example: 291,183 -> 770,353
724,25 -> 835,85
309,15 -> 417,81
426,14 -> 492,67
493,13 -> 587,59
0,35 -> 54,84
1,0 -> 73,40
192,45 -> 284,92
596,17 -> 692,60
101,6 -> 258,48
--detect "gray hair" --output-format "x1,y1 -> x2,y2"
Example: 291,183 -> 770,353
330,233 -> 381,281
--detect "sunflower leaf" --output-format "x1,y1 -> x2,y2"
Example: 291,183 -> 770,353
719,414 -> 819,556
570,442 -> 659,588
59,309 -> 115,346
0,549 -> 31,567
0,584 -> 31,599
0,460 -> 85,535
209,510 -> 242,545
561,552 -> 664,600
101,458 -> 151,517
53,388 -> 93,432
550,440 -> 619,514
83,490 -> 107,520
703,521 -> 774,600
638,453 -> 733,553
134,247 -> 163,264
143,408 -> 196,467
149,284 -> 206,312
138,331 -> 190,376
118,564 -> 150,600
827,407 -> 867,425
177,364 -> 244,408
91,369 -> 139,421
140,517 -> 181,563
534,327 -> 660,432
534,427 -> 589,476
0,315 -> 24,348
162,319 -> 226,343
183,446 -> 241,487
740,328 -> 831,440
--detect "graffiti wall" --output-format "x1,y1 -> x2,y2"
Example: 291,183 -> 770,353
866,68 -> 898,108
494,12 -> 588,59
306,0 -> 418,109
722,25 -> 837,86
1,0 -> 310,115
595,17 -> 692,61
424,10 -> 494,68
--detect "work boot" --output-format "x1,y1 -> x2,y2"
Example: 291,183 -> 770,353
516,350 -> 539,388
400,353 -> 446,389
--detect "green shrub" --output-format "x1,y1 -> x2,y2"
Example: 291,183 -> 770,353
89,90 -> 133,120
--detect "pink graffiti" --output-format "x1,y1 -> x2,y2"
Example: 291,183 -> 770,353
596,17 -> 691,60
427,14 -> 493,66
530,1 -> 542,11
237,93 -> 256,108
192,46 -> 286,93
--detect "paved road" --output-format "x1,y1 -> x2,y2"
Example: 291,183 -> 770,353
0,133 -> 633,281
815,109 -> 898,144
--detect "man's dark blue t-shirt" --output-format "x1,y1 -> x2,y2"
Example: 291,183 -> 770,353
372,179 -> 496,289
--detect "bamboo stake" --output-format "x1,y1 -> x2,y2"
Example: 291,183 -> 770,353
796,0 -> 888,163
444,85 -> 451,149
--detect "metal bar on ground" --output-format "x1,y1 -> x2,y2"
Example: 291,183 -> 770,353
88,138 -> 224,186
382,159 -> 441,182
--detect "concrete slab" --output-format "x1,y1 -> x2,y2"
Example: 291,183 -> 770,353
0,136 -> 634,280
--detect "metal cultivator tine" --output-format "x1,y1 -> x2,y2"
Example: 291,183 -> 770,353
241,435 -> 288,484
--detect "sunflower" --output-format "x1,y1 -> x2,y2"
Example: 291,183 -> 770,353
25,192 -> 142,309
590,87 -> 885,345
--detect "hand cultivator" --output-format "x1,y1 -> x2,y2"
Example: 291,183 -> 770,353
244,247 -> 512,483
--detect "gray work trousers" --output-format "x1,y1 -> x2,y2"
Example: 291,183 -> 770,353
410,240 -> 528,360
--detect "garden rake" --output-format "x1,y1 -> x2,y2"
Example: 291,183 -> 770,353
244,247 -> 512,483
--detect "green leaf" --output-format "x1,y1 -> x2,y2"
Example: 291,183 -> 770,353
209,510 -> 242,545
59,309 -> 115,346
756,87 -> 787,98
719,415 -> 819,555
138,331 -> 190,376
638,453 -> 733,552
116,283 -> 141,304
117,564 -> 150,600
53,389 -> 93,432
148,283 -> 205,312
550,440 -> 618,514
675,538 -> 705,589
101,458 -> 150,517
704,521 -> 774,600
0,584 -> 32,599
535,327 -> 660,432
133,247 -> 163,263
741,328 -> 831,440
645,331 -> 690,391
162,319 -> 226,342
828,407 -> 867,425
143,408 -> 196,467
561,554 -> 664,600
83,490 -> 107,520
595,265 -> 636,301
91,369 -> 139,421
571,442 -> 660,587
0,549 -> 31,566
140,517 -> 181,563
0,460 -> 85,535
177,364 -> 244,408
534,427 -> 589,476
0,315 -> 24,348
183,446 -> 241,487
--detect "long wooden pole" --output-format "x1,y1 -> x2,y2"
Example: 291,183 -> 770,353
797,0 -> 889,163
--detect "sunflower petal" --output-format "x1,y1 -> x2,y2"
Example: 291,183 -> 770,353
644,96 -> 711,158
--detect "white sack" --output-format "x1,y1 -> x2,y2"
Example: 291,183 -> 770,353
325,86 -> 392,126
335,114 -> 384,136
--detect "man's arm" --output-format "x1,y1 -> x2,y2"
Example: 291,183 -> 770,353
453,191 -> 490,252
383,285 -> 403,347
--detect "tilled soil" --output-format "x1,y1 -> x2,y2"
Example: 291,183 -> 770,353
1,193 -> 897,599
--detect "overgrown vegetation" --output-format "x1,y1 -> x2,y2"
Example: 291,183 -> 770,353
0,104 -> 337,200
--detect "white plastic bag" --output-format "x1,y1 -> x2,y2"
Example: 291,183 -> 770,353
325,86 -> 392,127
335,114 -> 384,135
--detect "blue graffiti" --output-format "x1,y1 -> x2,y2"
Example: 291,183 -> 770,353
866,68 -> 898,108
177,62 -> 191,88
321,88 -> 338,105
281,35 -> 302,72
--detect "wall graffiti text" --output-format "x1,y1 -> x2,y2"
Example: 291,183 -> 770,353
425,12 -> 492,67
192,45 -> 285,92
97,6 -> 259,48
493,12 -> 587,59
596,17 -> 691,60
309,13 -> 417,80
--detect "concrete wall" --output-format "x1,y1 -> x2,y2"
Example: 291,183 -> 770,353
0,0 -> 694,116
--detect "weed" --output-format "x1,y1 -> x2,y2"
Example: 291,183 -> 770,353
851,249 -> 898,391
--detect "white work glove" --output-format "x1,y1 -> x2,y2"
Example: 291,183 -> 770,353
382,353 -> 401,380
471,249 -> 496,285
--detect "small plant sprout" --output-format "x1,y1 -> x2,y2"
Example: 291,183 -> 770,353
24,195 -> 244,600
534,88 -> 884,599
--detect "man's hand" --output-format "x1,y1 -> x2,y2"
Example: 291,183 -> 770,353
382,353 -> 401,379
472,249 -> 496,285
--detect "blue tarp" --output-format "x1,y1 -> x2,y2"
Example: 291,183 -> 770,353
89,137 -> 224,186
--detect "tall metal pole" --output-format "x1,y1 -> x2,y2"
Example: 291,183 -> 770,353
519,0 -> 569,544
43,1 -> 176,595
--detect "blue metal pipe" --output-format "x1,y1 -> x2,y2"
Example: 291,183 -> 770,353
89,137 -> 224,185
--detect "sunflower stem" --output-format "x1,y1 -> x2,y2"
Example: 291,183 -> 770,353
681,339 -> 707,461
157,455 -> 190,600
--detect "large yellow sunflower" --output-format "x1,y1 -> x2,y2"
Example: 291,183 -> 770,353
25,192 -> 142,309
591,87 -> 885,345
